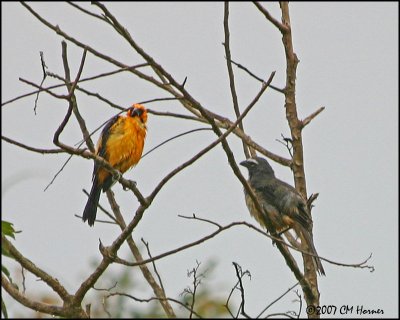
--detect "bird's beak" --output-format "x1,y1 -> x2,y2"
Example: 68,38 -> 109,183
131,107 -> 143,117
240,160 -> 250,168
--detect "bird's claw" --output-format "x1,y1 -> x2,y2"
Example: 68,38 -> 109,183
123,180 -> 136,191
112,171 -> 122,181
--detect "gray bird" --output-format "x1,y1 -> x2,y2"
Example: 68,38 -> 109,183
240,156 -> 325,276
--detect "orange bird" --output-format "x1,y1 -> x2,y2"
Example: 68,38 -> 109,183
82,104 -> 148,226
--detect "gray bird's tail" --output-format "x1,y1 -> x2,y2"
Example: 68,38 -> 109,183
301,229 -> 326,276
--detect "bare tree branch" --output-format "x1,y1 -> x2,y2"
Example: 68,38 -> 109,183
105,190 -> 176,317
301,107 -> 325,128
253,1 -> 289,33
2,236 -> 71,301
1,274 -> 72,318
3,3 -> 373,319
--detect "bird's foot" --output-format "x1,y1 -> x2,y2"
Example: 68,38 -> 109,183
112,170 -> 122,181
278,227 -> 291,237
123,180 -> 137,191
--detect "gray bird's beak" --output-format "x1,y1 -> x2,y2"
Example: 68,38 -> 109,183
240,158 -> 259,168
240,160 -> 250,168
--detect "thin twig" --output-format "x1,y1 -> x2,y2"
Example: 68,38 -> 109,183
105,292 -> 202,318
92,282 -> 118,292
257,282 -> 299,318
294,289 -> 303,318
141,238 -> 166,295
182,260 -> 203,319
34,51 -> 48,114
43,154 -> 74,192
19,77 -> 68,100
276,133 -> 294,159
223,2 -> 250,158
301,106 -> 325,128
232,262 -> 251,318
231,59 -> 285,93
61,41 -> 94,151
147,109 -> 200,122
21,267 -> 27,294
67,1 -> 106,22
141,127 -> 212,159
44,45 -> 89,192
178,213 -> 222,229
2,64 -> 147,107
1,136 -> 65,154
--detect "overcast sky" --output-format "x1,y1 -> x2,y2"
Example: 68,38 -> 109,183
2,2 -> 398,318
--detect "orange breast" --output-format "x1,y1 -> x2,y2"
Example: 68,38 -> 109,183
97,116 -> 146,184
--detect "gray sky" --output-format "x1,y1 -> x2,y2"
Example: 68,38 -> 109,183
2,2 -> 398,318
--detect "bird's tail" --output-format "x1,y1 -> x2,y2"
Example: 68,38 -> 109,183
82,180 -> 102,227
301,229 -> 326,276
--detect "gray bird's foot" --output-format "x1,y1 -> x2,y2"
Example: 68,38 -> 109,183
278,227 -> 291,236
112,170 -> 122,181
123,180 -> 137,191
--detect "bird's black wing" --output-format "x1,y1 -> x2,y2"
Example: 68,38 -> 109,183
255,179 -> 312,231
92,114 -> 120,182
275,179 -> 312,230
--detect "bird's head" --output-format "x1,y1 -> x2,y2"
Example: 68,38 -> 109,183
240,156 -> 275,178
127,103 -> 148,125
